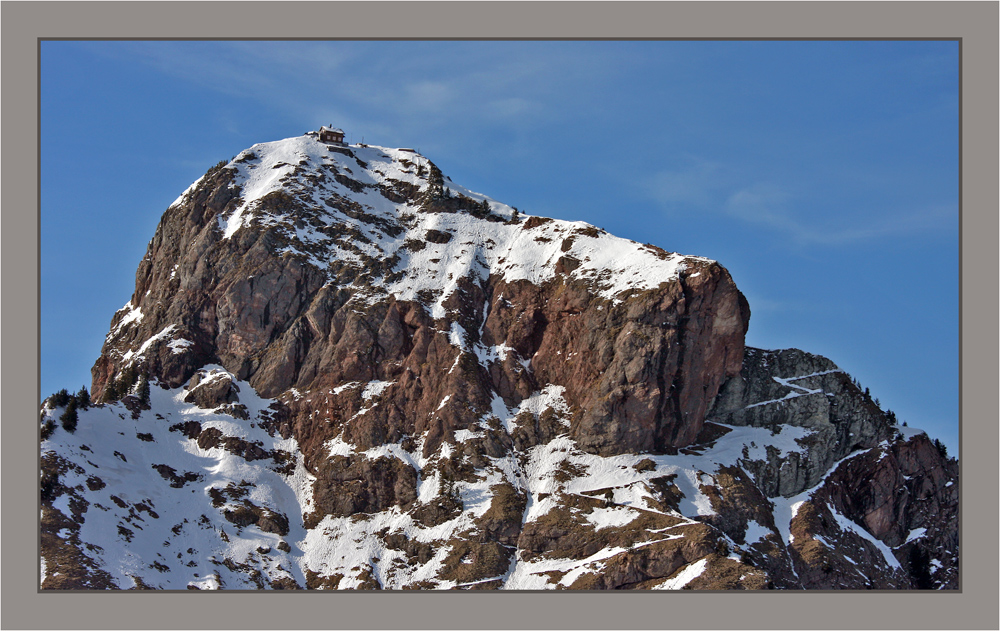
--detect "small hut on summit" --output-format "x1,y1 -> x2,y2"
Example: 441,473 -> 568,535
319,126 -> 346,145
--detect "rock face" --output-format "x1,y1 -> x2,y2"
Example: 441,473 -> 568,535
707,347 -> 898,497
703,347 -> 958,589
40,133 -> 957,590
90,135 -> 749,462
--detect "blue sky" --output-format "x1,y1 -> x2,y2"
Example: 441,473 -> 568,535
40,40 -> 959,455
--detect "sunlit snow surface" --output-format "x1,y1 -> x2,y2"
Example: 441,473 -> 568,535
41,370 -> 315,589
652,557 -> 709,590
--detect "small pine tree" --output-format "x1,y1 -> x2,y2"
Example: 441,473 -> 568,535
439,470 -> 456,499
109,373 -> 125,402
137,375 -> 151,407
50,388 -> 71,408
122,364 -> 138,394
932,438 -> 948,459
104,379 -> 119,403
76,385 -> 90,409
60,398 -> 79,433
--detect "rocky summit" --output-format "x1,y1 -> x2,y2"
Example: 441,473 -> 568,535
40,132 -> 957,590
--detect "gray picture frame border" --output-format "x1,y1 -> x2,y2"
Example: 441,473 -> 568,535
3,2 -> 996,629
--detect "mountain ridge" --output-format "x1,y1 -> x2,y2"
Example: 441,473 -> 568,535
40,132 -> 958,590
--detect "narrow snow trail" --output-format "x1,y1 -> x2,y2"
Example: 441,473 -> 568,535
744,369 -> 843,409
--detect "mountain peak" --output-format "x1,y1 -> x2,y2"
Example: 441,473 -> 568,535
167,132 -> 715,323
39,133 -> 957,591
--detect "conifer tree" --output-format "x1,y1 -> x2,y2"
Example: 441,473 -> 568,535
138,375 -> 151,407
932,438 -> 948,459
60,398 -> 79,433
105,374 -> 126,402
50,389 -> 71,408
104,380 -> 119,403
121,364 -> 138,395
76,385 -> 90,409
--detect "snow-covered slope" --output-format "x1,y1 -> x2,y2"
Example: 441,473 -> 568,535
201,134 -> 701,316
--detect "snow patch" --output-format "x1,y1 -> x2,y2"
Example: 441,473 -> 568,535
417,470 -> 441,504
332,382 -> 360,395
904,527 -> 927,544
109,303 -> 143,338
169,174 -> 204,208
121,324 -> 178,363
653,557 -> 709,590
586,506 -> 639,531
325,435 -> 356,457
361,380 -> 394,401
743,519 -> 774,545
898,425 -> 928,440
167,338 -> 193,354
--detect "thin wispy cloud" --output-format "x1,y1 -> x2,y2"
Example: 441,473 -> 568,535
724,182 -> 802,236
78,40 -> 957,251
85,40 -> 636,150
725,183 -> 956,246
646,157 -> 955,248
